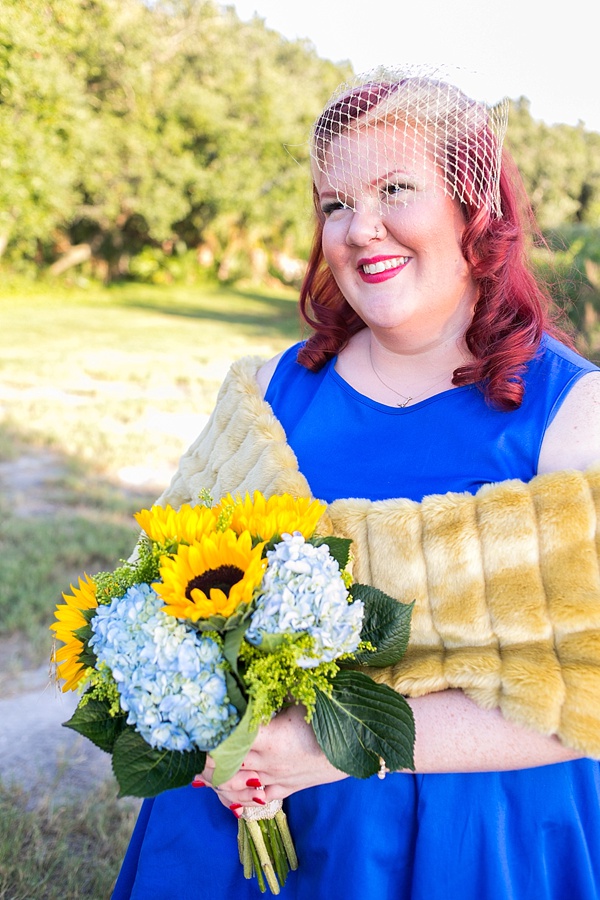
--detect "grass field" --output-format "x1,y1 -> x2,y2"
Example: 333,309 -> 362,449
0,279 -> 302,655
0,279 -> 302,899
0,280 -> 302,474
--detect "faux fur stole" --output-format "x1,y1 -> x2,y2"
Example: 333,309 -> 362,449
157,356 -> 600,758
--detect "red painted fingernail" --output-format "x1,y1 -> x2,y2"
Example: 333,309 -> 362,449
229,803 -> 243,818
191,778 -> 206,788
246,778 -> 262,788
253,796 -> 266,805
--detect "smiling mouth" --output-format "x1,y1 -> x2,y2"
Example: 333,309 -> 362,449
361,256 -> 410,275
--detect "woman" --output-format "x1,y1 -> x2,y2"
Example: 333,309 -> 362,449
113,69 -> 600,899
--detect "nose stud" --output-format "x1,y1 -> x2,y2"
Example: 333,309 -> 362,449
374,226 -> 380,236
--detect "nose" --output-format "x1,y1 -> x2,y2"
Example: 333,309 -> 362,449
345,206 -> 386,246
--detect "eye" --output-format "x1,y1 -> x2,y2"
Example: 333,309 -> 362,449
321,199 -> 351,217
382,180 -> 415,199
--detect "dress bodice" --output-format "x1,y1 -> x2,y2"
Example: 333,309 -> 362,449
265,333 -> 597,503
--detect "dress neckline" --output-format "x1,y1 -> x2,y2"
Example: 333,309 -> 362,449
326,356 -> 472,413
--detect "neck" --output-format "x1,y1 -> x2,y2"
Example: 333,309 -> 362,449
368,324 -> 471,377
335,326 -> 472,409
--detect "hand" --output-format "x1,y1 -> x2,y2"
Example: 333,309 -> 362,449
200,704 -> 347,812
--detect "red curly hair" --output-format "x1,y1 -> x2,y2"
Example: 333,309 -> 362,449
298,82 -> 570,410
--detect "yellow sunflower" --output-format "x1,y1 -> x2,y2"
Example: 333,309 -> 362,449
214,491 -> 326,542
155,530 -> 267,622
134,504 -> 219,546
50,575 -> 98,692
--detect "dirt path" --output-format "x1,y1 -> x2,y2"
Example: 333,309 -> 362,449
0,662 -> 114,796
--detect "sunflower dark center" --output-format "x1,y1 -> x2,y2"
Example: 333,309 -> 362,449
186,565 -> 244,600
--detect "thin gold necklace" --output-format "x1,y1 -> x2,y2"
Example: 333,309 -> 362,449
368,342 -> 454,408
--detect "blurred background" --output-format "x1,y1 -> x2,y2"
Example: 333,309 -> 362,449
0,1 -> 598,896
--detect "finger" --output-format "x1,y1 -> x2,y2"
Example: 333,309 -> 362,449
213,769 -> 270,803
214,788 -> 271,811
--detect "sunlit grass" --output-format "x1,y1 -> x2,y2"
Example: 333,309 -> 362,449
0,280 -> 302,477
0,280 -> 302,662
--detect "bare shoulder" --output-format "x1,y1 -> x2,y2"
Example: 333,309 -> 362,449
538,371 -> 600,473
255,351 -> 286,398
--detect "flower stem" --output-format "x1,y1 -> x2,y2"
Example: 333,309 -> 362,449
275,809 -> 298,869
246,827 -> 267,893
264,818 -> 287,887
245,819 -> 280,895
238,821 -> 254,880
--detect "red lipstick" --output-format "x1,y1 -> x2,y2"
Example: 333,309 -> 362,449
357,255 -> 411,284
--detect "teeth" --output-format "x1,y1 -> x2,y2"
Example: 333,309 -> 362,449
362,257 -> 409,275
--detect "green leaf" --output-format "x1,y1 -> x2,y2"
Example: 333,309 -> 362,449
311,536 -> 352,570
73,623 -> 96,667
63,698 -> 126,753
77,645 -> 98,668
112,728 -> 206,798
262,534 -> 283,553
312,670 -> 415,777
351,584 -> 414,667
211,702 -> 258,786
192,604 -> 253,633
73,623 -> 93,644
79,607 -> 98,625
223,622 -> 248,674
250,632 -> 288,653
225,670 -> 248,716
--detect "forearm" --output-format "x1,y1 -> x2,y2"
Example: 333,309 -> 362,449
408,689 -> 583,773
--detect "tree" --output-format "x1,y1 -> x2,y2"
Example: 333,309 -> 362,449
0,0 -> 87,260
506,98 -> 600,229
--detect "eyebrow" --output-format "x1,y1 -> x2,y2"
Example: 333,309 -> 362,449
319,168 -> 417,195
373,169 -> 416,187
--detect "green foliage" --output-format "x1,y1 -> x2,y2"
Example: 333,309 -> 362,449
312,670 -> 415,776
112,726 -> 207,798
0,0 -> 347,279
1,2 -> 597,293
531,225 -> 600,361
0,513 -> 139,637
94,559 -> 149,604
64,695 -> 127,753
241,635 -> 339,725
0,780 -> 137,899
210,701 -> 258,784
0,0 -> 88,259
350,585 -> 414,667
506,98 -> 600,229
311,535 -> 352,569
83,662 -> 123,711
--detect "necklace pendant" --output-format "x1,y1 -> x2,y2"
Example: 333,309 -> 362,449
397,397 -> 412,408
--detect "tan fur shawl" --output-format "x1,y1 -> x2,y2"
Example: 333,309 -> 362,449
156,357 -> 600,758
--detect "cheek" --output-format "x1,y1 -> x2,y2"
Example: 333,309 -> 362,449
321,220 -> 348,270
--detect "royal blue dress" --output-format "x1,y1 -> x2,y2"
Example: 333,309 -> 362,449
113,335 -> 600,900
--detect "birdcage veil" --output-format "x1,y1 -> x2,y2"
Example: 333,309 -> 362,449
310,65 -> 510,218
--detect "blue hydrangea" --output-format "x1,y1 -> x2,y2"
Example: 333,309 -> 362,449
89,582 -> 239,752
246,533 -> 364,668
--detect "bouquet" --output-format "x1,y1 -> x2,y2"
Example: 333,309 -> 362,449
51,491 -> 415,894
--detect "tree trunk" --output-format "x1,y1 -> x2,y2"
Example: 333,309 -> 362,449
49,243 -> 92,276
